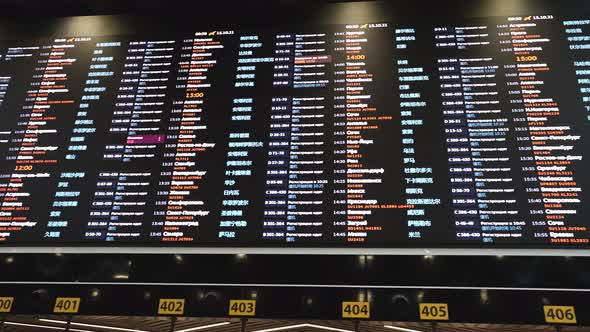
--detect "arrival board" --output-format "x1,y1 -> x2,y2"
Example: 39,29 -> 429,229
0,13 -> 588,249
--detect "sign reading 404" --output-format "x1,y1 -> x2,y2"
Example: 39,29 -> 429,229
342,301 -> 370,319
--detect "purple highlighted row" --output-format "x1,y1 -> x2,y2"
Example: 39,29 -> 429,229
126,135 -> 166,144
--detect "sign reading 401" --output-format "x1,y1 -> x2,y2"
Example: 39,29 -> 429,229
53,297 -> 81,314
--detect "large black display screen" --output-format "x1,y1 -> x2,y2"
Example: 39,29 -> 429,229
0,9 -> 588,250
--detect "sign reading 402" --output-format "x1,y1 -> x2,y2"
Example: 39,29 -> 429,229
158,299 -> 185,315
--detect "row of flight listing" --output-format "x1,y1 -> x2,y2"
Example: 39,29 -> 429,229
0,15 -> 587,247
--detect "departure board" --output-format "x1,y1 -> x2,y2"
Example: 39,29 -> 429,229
0,12 -> 588,250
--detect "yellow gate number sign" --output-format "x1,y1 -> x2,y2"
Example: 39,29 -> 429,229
342,301 -> 370,319
544,305 -> 576,324
228,300 -> 256,316
0,297 -> 13,313
158,299 -> 185,315
419,303 -> 449,320
53,297 -> 81,313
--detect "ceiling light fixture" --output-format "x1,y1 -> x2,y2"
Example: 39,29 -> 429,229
176,322 -> 232,332
251,324 -> 312,332
305,324 -> 355,332
40,318 -> 151,332
252,323 -> 354,332
5,321 -> 96,332
384,325 -> 425,332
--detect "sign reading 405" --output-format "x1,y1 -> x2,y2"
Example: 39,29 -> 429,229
419,303 -> 449,321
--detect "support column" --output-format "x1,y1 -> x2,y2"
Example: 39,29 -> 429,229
65,316 -> 72,332
169,316 -> 177,332
241,318 -> 248,332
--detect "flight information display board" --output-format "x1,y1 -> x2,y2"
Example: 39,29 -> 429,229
0,12 -> 588,250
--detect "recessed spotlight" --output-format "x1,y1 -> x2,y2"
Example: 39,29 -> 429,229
90,289 -> 100,298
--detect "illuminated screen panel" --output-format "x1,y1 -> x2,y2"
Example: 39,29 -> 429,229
0,12 -> 588,253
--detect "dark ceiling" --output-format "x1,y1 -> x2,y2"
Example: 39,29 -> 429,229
0,0 -> 355,17
2,0 -> 588,21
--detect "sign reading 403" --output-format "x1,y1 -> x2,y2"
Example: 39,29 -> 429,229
228,300 -> 256,316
